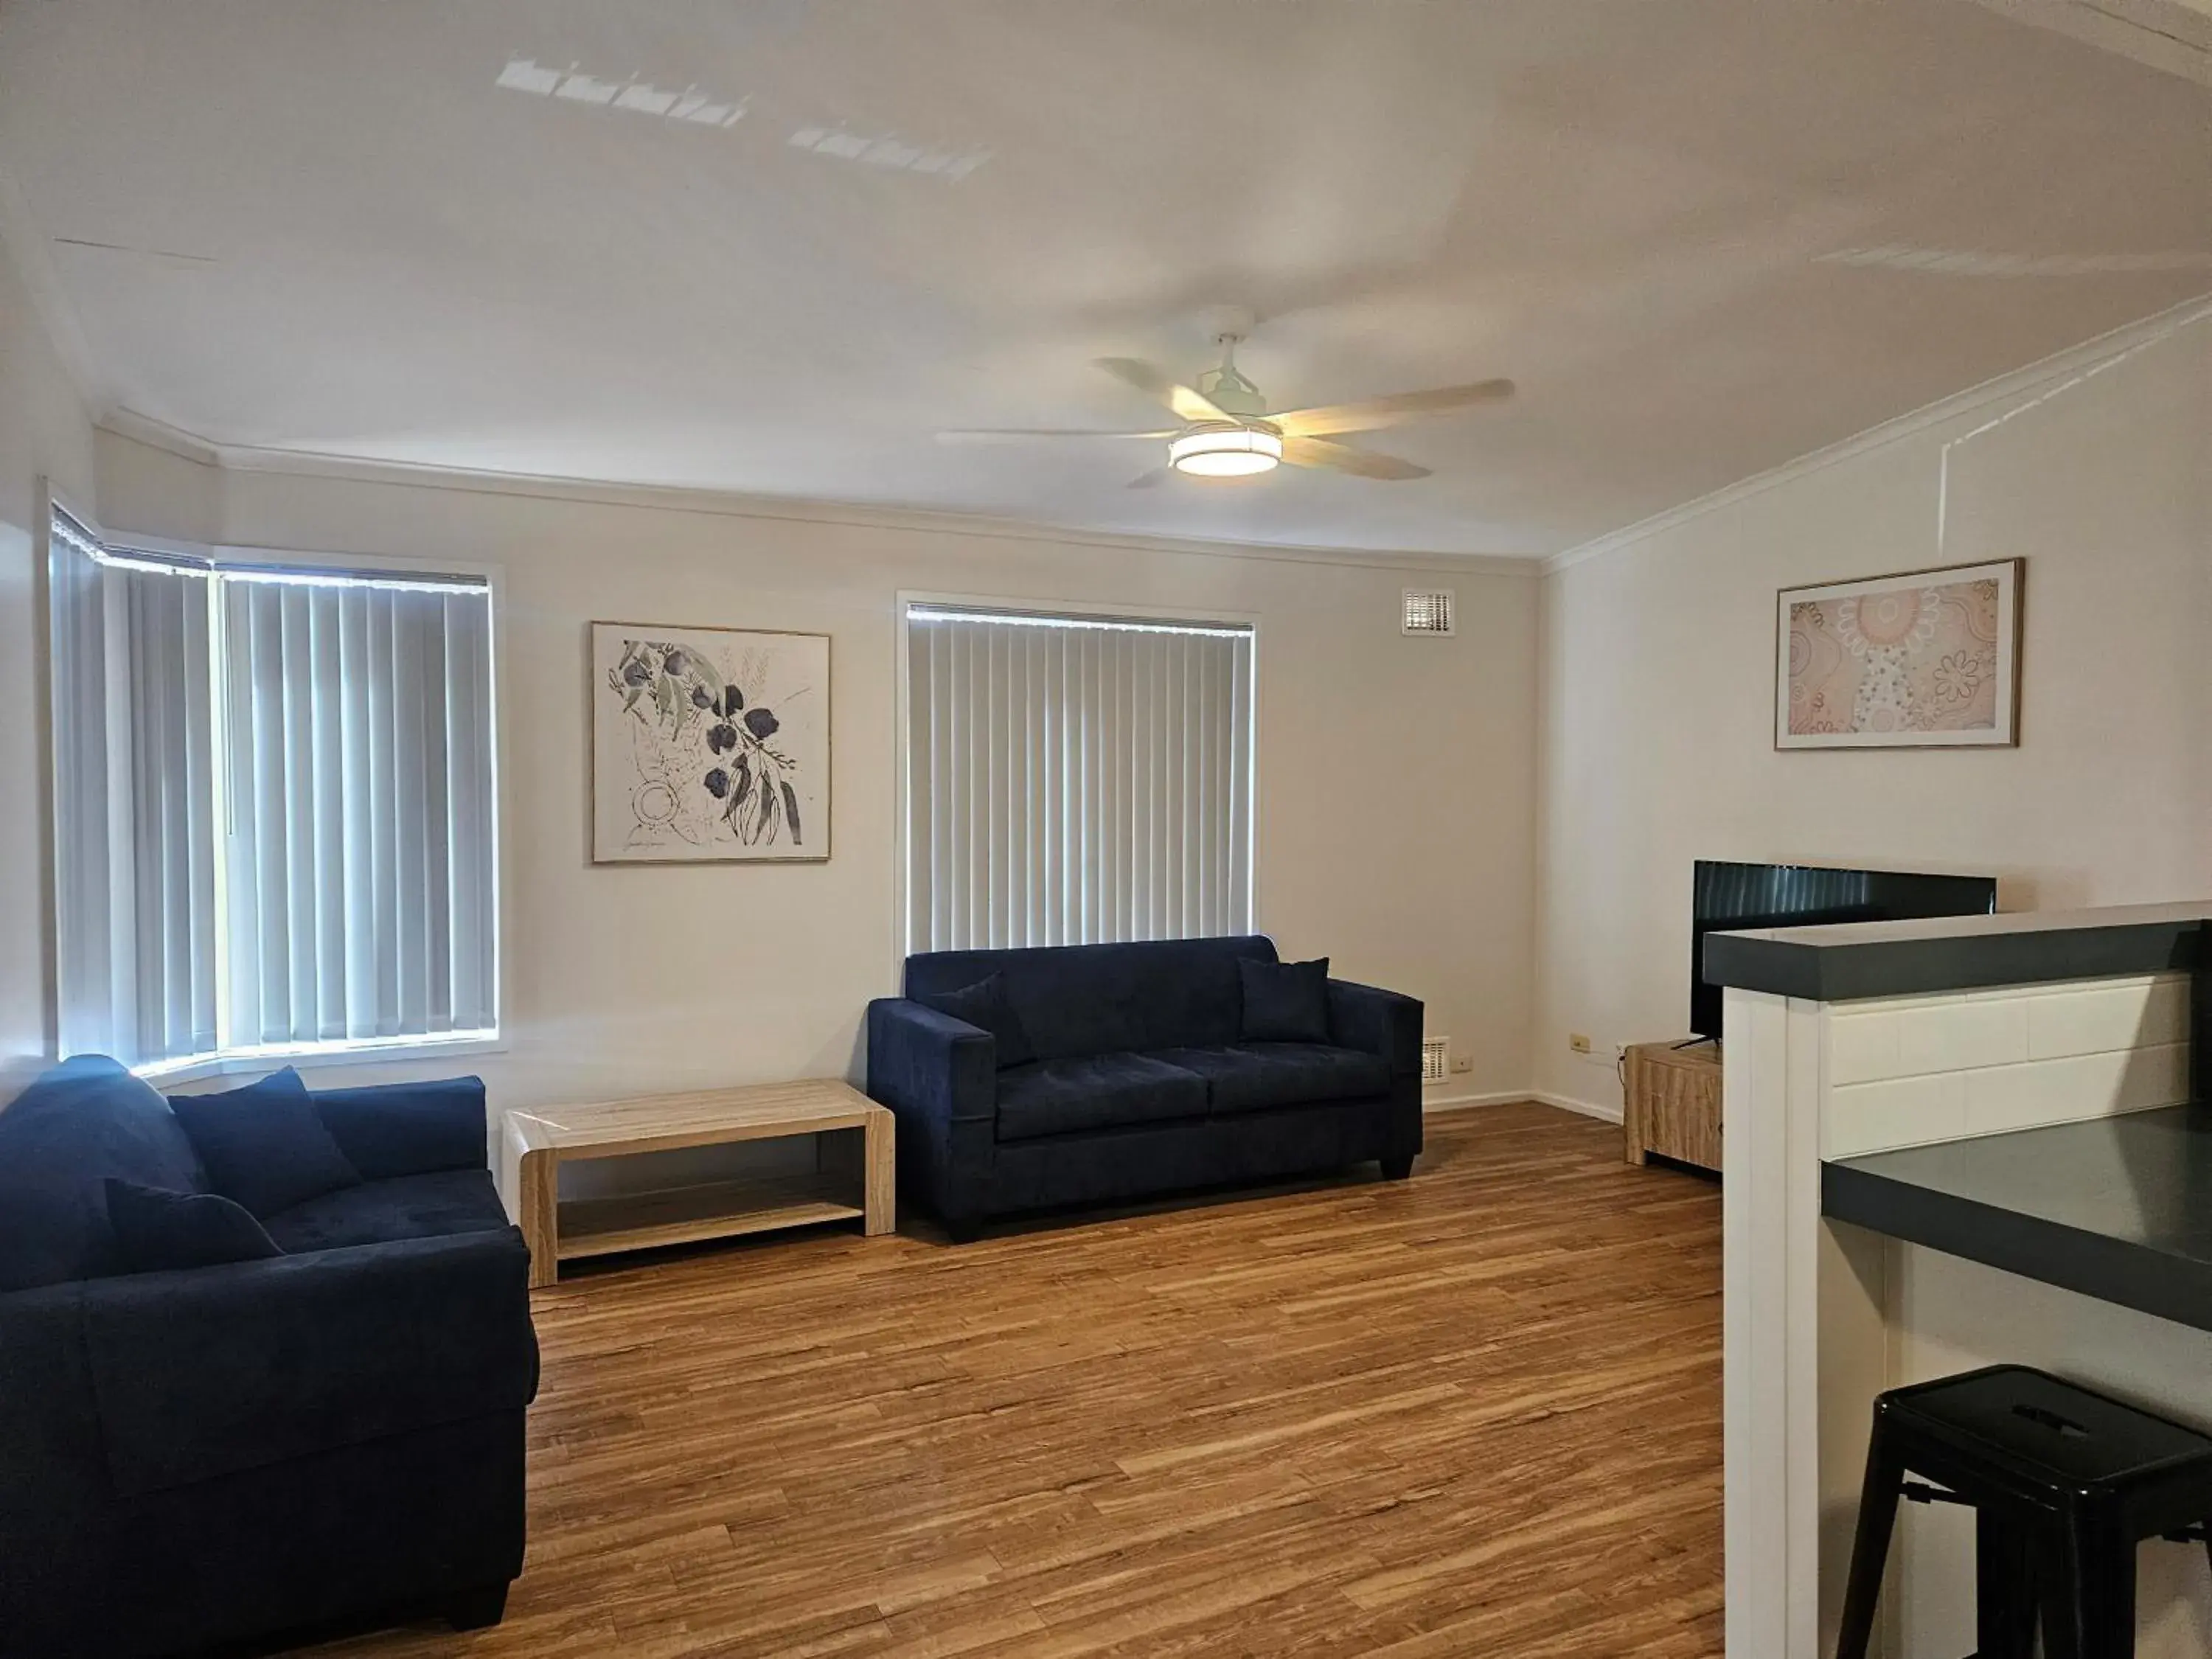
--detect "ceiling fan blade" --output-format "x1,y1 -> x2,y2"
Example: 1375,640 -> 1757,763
937,428 -> 1177,443
1280,437 -> 1430,481
1125,467 -> 1170,490
1094,357 -> 1228,424
1270,379 -> 1514,439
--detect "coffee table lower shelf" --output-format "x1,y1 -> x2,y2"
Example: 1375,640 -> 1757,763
556,1177 -> 867,1265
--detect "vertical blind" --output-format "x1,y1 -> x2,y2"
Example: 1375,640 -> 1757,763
223,579 -> 497,1045
905,605 -> 1254,954
49,511 -> 220,1062
48,507 -> 498,1068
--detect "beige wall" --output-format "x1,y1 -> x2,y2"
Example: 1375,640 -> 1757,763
94,434 -> 1541,1114
1537,310 -> 2212,1113
0,231 -> 94,1086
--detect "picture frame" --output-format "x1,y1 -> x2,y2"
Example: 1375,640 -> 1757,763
1775,558 -> 2023,750
591,621 -> 831,863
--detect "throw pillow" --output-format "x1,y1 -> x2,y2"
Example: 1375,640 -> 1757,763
918,974 -> 1036,1068
0,1054 -> 207,1291
169,1067 -> 362,1219
1239,956 -> 1332,1045
105,1179 -> 282,1273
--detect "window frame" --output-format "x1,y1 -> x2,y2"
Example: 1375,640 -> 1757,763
35,479 -> 512,1083
891,588 -> 1263,969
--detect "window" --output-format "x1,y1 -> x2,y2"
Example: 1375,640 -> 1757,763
902,602 -> 1254,954
46,505 -> 498,1074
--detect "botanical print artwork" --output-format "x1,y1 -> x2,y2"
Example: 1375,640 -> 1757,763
592,624 -> 830,862
1776,560 -> 2021,749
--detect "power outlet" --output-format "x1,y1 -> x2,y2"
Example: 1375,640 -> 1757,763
1450,1054 -> 1473,1074
1568,1032 -> 1593,1055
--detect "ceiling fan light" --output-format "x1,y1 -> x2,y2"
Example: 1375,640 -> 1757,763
1168,425 -> 1282,477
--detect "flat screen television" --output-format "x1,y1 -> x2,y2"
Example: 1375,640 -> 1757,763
1690,860 -> 1996,1042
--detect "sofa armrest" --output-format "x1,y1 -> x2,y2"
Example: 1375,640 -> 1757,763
866,999 -> 996,1124
1328,979 -> 1425,1078
866,998 -> 997,1224
79,1227 -> 538,1498
312,1076 -> 489,1179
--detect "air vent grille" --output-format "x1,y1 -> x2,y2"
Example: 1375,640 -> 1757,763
1420,1035 -> 1449,1084
1403,589 -> 1455,636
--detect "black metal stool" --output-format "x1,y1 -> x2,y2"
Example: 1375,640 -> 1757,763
1836,1366 -> 2212,1659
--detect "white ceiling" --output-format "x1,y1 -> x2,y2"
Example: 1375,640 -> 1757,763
1,0 -> 2206,557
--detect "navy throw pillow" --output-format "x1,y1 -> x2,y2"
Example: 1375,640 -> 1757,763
918,974 -> 1036,1068
169,1068 -> 361,1219
105,1179 -> 282,1273
0,1054 -> 208,1290
1240,957 -> 1332,1045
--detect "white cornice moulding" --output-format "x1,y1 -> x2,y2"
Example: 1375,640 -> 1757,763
92,411 -> 1543,582
1542,291 -> 2212,578
98,406 -> 223,468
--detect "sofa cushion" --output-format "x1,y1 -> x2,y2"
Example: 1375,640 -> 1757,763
0,1055 -> 207,1291
908,936 -> 1278,1060
170,1068 -> 362,1220
1239,957 -> 1331,1044
262,1169 -> 513,1255
105,1179 -> 282,1273
313,1076 -> 489,1179
1155,1043 -> 1391,1114
916,973 -> 1035,1068
995,1051 -> 1209,1142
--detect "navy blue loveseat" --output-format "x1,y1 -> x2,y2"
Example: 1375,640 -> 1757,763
867,936 -> 1423,1239
0,1057 -> 538,1659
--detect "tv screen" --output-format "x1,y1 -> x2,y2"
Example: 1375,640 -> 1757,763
1690,860 -> 1996,1040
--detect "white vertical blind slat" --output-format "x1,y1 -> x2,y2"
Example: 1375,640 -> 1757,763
904,609 -> 1253,956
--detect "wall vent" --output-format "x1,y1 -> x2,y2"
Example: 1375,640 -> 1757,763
1420,1035 -> 1450,1084
1402,589 -> 1455,637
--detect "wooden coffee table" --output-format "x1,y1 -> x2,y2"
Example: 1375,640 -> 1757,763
498,1079 -> 894,1287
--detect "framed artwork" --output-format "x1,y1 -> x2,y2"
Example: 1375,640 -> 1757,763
1775,559 -> 2023,750
591,622 -> 830,863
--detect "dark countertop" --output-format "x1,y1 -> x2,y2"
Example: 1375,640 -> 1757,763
1822,1105 -> 2212,1333
1705,900 -> 2212,1003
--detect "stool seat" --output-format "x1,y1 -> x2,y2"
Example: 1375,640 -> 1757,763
1883,1366 -> 2212,1494
1836,1366 -> 2212,1659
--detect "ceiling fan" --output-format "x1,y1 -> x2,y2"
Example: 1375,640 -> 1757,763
939,333 -> 1514,487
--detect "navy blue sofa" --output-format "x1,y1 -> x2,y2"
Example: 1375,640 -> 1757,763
867,936 -> 1423,1239
0,1057 -> 538,1659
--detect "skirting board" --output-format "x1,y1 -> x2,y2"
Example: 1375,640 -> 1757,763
1531,1090 -> 1624,1125
1423,1091 -> 1539,1113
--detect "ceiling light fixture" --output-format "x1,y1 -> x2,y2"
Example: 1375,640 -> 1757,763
1168,422 -> 1282,478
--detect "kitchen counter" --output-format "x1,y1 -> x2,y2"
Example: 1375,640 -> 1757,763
1705,898 -> 2212,1004
1823,1103 -> 2212,1335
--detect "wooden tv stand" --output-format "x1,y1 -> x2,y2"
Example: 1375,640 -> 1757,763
1623,1040 -> 1722,1172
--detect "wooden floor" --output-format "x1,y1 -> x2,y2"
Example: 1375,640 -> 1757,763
307,1104 -> 1722,1659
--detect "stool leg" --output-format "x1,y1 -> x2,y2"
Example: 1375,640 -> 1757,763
1834,1430 -> 1905,1659
2037,1523 -> 2084,1659
2071,1519 -> 2135,1659
1975,1510 -> 2037,1659
2037,1514 -> 2137,1659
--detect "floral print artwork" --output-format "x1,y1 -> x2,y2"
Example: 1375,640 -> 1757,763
1778,561 -> 2020,748
593,625 -> 830,860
